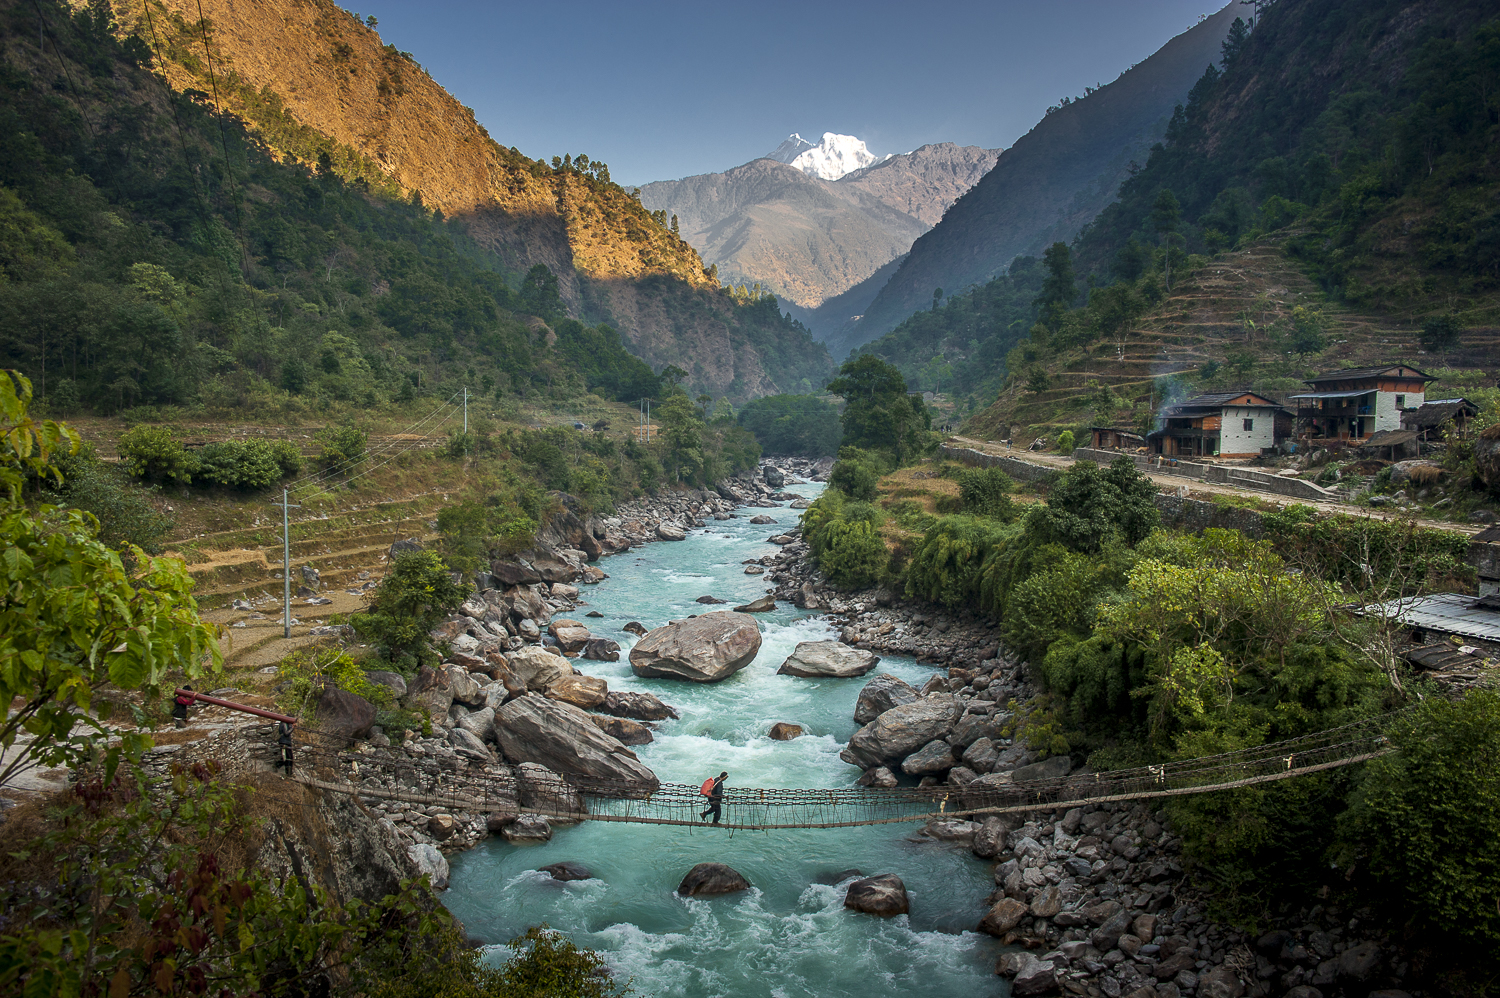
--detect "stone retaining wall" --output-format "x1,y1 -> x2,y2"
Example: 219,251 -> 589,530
938,445 -> 1056,483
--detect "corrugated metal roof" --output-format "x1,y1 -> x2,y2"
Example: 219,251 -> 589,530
1289,390 -> 1372,400
1363,592 -> 1500,642
1306,364 -> 1436,384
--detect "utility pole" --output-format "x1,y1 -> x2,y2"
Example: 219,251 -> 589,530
279,489 -> 302,639
462,385 -> 469,434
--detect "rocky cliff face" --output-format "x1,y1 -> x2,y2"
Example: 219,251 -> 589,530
849,4 -> 1239,345
640,143 -> 997,314
131,0 -> 826,396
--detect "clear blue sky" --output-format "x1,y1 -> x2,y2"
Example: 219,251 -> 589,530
350,1 -> 1229,187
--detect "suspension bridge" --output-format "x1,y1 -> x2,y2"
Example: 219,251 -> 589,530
287,711 -> 1400,831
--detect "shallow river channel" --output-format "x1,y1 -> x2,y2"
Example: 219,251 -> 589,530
442,482 -> 1007,997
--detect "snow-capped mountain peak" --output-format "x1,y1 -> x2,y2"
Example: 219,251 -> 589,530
788,132 -> 888,181
764,133 -> 816,164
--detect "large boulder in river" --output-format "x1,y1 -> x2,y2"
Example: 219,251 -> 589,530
493,694 -> 659,786
655,522 -> 686,541
545,673 -> 608,709
844,874 -> 909,916
840,695 -> 962,770
762,465 -> 785,488
548,619 -> 593,654
507,646 -> 573,691
629,612 -> 762,682
777,641 -> 879,678
677,862 -> 750,896
601,690 -> 679,721
583,637 -> 621,661
853,673 -> 920,725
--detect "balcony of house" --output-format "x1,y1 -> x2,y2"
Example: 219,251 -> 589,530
1291,390 -> 1374,423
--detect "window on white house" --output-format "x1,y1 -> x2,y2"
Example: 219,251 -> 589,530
1243,418 -> 1254,431
1395,394 -> 1406,409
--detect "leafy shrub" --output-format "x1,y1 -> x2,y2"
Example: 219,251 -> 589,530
957,466 -> 1017,521
351,550 -> 468,670
1056,429 -> 1076,453
118,426 -> 195,484
903,515 -> 1017,608
275,649 -> 395,716
1026,456 -> 1159,553
195,440 -> 285,490
802,491 -> 888,588
436,496 -> 538,574
1339,692 -> 1500,952
827,459 -> 879,501
317,420 -> 367,472
270,439 -> 304,477
46,447 -> 173,553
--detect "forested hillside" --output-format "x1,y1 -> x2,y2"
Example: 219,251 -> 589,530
1072,0 -> 1500,320
0,0 -> 830,406
848,4 -> 1237,344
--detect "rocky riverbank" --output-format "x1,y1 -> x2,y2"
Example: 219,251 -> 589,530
760,508 -> 1415,998
306,461 -> 824,883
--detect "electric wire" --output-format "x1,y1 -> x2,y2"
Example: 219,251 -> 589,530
282,389 -> 462,492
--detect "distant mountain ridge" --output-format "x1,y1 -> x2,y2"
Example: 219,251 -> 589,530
641,141 -> 998,328
843,3 -> 1240,352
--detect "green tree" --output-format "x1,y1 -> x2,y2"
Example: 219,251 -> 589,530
0,371 -> 220,790
825,355 -> 929,463
1220,16 -> 1250,67
352,550 -> 469,670
1027,456 -> 1160,554
1340,692 -> 1500,952
1033,242 -> 1076,334
1288,305 -> 1327,357
1419,313 -> 1462,351
44,448 -> 173,553
736,394 -> 841,455
657,393 -> 705,483
519,263 -> 563,320
1151,189 -> 1181,289
957,466 -> 1017,521
1057,429 -> 1076,453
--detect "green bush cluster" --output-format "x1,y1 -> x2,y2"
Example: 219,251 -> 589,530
351,550 -> 469,672
956,466 -> 1017,521
802,489 -> 889,589
118,426 -> 302,491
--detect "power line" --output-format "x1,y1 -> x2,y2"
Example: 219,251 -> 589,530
283,390 -> 462,492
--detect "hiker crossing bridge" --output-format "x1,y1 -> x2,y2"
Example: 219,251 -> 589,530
290,712 -> 1399,831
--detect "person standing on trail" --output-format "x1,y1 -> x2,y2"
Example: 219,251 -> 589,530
700,771 -> 728,825
275,720 -> 295,775
173,686 -> 194,729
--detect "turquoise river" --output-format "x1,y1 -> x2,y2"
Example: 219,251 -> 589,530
442,481 -> 1007,997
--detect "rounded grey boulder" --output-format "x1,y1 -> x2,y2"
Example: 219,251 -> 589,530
844,874 -> 909,916
629,612 -> 762,682
777,640 -> 880,678
677,862 -> 750,896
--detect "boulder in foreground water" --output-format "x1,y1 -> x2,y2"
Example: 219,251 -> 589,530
678,862 -> 750,896
844,874 -> 909,916
539,861 -> 593,882
592,715 -> 654,745
777,640 -> 880,678
840,695 -> 962,770
629,612 -> 762,682
767,722 -> 802,740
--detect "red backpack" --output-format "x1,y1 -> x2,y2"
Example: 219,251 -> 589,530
699,778 -> 715,797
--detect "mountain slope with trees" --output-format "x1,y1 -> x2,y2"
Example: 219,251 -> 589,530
105,0 -> 829,398
848,4 -> 1239,345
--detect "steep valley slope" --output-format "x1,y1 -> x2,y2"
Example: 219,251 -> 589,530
845,3 -> 1240,352
129,0 -> 829,396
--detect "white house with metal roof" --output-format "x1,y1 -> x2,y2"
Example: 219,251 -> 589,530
1291,364 -> 1435,442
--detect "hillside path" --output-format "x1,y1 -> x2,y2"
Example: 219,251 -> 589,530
947,437 -> 1481,537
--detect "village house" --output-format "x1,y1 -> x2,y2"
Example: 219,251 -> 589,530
1147,391 -> 1293,459
1088,426 -> 1146,451
1402,397 -> 1479,442
1289,364 -> 1435,442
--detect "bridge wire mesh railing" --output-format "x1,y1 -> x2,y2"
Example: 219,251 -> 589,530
285,708 -> 1404,830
